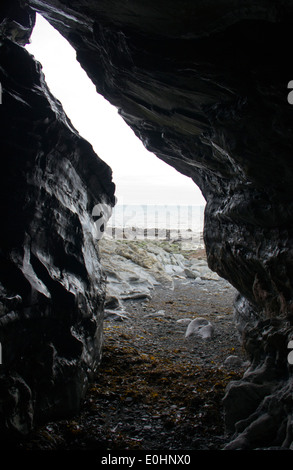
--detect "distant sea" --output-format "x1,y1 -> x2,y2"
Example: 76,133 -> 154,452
105,204 -> 205,244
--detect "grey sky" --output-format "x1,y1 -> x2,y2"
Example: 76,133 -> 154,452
26,14 -> 206,207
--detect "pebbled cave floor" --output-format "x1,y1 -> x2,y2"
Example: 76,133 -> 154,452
14,270 -> 249,452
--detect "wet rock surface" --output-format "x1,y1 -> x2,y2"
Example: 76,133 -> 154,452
100,238 -> 220,304
0,16 -> 115,438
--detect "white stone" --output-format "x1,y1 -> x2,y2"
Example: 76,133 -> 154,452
185,317 -> 214,339
177,318 -> 192,325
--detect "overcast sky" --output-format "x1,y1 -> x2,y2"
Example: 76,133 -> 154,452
26,14 -> 206,207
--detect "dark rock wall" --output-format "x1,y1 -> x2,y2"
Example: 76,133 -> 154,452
1,0 -> 293,449
0,3 -> 115,438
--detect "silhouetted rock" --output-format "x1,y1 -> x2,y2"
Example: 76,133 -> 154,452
0,10 -> 115,438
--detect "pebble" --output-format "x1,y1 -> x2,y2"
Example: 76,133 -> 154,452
104,309 -> 130,321
176,318 -> 192,325
145,310 -> 166,317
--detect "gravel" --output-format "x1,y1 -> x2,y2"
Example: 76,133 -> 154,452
15,276 -> 249,452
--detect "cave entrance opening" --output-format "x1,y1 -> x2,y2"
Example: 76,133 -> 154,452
26,13 -> 212,306
23,13 -> 247,450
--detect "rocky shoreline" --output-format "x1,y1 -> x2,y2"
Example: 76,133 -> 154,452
99,238 -> 249,374
12,240 -> 250,451
100,237 -> 220,308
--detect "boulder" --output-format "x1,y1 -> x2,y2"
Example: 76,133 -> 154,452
185,317 -> 214,340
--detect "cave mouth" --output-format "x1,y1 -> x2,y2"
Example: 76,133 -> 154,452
11,13 -> 249,451
26,13 -> 206,209
26,13 -> 211,282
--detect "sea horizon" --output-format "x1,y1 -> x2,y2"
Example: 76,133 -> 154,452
105,203 -> 205,243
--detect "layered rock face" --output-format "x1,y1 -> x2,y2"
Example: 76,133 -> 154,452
1,0 -> 293,449
0,2 -> 115,438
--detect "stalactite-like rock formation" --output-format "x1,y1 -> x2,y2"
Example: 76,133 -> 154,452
1,0 -> 293,449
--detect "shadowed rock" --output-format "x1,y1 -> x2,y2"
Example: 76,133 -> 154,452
0,8 -> 115,438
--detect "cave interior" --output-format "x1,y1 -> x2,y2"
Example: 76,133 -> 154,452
0,0 -> 293,451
